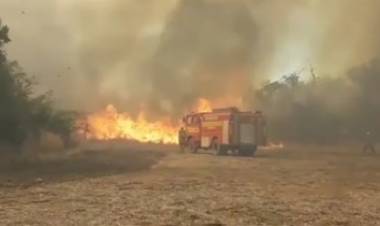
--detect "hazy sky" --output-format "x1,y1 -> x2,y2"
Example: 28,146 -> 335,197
0,0 -> 178,110
1,0 -> 72,89
0,0 -> 379,113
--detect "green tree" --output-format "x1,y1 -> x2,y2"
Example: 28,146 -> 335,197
0,21 -> 76,151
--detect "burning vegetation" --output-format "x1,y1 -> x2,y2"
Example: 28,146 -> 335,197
85,105 -> 178,144
2,1 -> 380,225
83,99 -> 214,144
195,98 -> 212,113
2,0 -> 380,150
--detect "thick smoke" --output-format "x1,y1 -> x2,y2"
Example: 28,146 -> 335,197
142,0 -> 257,116
60,0 -> 179,112
2,0 -> 380,121
0,0 -> 75,98
67,0 -> 380,116
248,0 -> 380,80
68,0 -> 258,117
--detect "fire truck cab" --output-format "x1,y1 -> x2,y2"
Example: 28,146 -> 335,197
179,107 -> 266,156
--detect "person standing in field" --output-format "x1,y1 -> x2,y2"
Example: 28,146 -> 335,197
178,127 -> 186,152
363,131 -> 376,154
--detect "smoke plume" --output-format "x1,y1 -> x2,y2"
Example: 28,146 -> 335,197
68,0 -> 258,117
2,0 -> 380,119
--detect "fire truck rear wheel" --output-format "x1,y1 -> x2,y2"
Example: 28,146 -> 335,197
238,146 -> 257,157
238,148 -> 246,156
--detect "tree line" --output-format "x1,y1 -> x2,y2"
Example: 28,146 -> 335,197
0,21 -> 76,152
254,61 -> 380,144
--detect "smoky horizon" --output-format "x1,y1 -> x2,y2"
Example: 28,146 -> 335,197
1,0 -> 380,145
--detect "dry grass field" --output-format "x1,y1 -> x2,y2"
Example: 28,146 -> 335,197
1,143 -> 380,226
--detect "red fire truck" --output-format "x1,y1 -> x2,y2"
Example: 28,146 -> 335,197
179,107 -> 266,156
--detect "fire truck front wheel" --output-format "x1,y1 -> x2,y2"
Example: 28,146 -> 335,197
217,145 -> 228,156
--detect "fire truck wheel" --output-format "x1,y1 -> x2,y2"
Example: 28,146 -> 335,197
238,148 -> 246,156
217,145 -> 228,156
238,148 -> 251,157
238,146 -> 257,157
251,145 -> 258,157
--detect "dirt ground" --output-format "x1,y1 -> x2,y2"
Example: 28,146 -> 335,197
0,142 -> 380,226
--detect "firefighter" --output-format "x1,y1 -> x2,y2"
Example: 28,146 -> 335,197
178,127 -> 187,152
363,131 -> 376,154
83,121 -> 91,139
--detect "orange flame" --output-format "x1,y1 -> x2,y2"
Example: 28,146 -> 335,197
85,105 -> 179,144
83,99 -> 213,144
196,98 -> 212,113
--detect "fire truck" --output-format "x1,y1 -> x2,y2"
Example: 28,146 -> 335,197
179,107 -> 266,156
